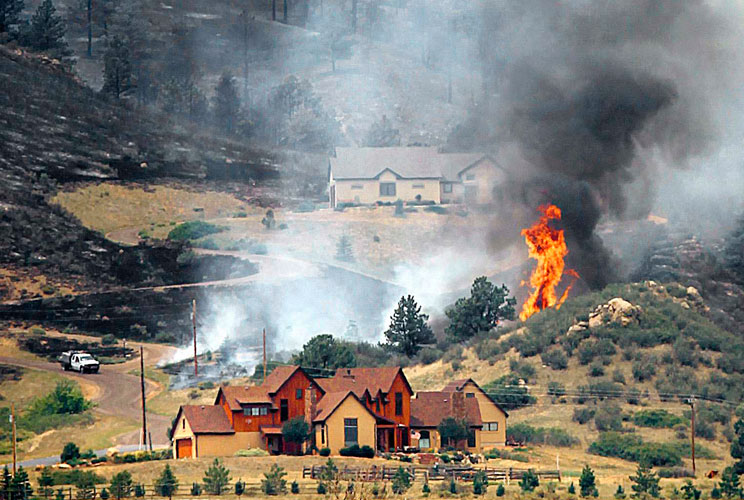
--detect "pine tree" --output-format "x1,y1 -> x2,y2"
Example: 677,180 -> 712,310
108,0 -> 157,103
154,465 -> 178,500
681,480 -> 701,500
109,471 -> 133,500
383,295 -> 435,357
445,276 -> 516,341
615,485 -> 626,499
3,466 -> 12,500
25,0 -> 73,63
335,234 -> 354,262
202,459 -> 230,495
11,467 -> 33,500
718,467 -> 741,499
0,0 -> 24,37
37,468 -> 55,499
732,418 -> 744,474
212,71 -> 240,135
579,465 -> 598,497
102,35 -> 132,99
629,463 -> 660,499
568,482 -> 576,495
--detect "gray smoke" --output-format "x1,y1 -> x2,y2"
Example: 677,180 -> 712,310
476,0 -> 743,287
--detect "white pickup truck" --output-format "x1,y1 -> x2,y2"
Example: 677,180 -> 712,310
58,351 -> 100,373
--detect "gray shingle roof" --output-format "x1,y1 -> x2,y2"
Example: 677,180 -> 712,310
330,147 -> 486,181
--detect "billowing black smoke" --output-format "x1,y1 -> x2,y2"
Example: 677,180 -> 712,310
474,0 -> 729,288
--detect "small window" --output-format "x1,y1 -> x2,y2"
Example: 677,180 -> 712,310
344,418 -> 358,446
380,182 -> 396,196
395,392 -> 403,416
466,393 -> 475,399
351,184 -> 364,190
296,388 -> 303,400
419,430 -> 430,449
251,407 -> 260,416
260,407 -> 268,416
466,174 -> 475,181
443,183 -> 453,193
321,426 -> 326,445
182,419 -> 185,429
412,184 -> 424,189
485,422 -> 499,431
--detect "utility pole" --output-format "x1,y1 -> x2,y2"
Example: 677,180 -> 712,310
262,328 -> 267,384
192,299 -> 198,378
687,397 -> 696,476
11,402 -> 17,474
140,345 -> 147,452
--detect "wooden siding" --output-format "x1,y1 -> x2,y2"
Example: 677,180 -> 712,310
273,369 -> 313,423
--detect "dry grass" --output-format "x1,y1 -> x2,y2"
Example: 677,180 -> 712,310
52,183 -> 250,234
0,268 -> 77,300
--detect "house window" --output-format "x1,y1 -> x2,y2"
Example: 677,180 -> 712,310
375,399 -> 380,413
182,419 -> 185,429
412,184 -> 424,189
419,430 -> 430,449
321,426 -> 326,445
351,184 -> 363,190
466,393 -> 475,398
280,399 -> 289,422
468,430 -> 476,448
380,183 -> 396,196
466,174 -> 475,181
296,388 -> 303,400
344,418 -> 358,446
395,392 -> 403,416
485,422 -> 499,431
443,183 -> 453,193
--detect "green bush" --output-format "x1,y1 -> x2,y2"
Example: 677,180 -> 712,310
541,348 -> 568,370
573,408 -> 596,424
339,444 -> 374,458
483,375 -> 536,410
507,423 -> 578,447
588,432 -> 683,466
594,405 -> 623,431
167,221 -> 225,241
61,442 -> 80,463
632,410 -> 685,429
101,334 -> 117,346
318,447 -> 330,457
519,470 -> 539,492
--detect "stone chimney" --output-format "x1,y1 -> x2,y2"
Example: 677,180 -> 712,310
305,383 -> 318,424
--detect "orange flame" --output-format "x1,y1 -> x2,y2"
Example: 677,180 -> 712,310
519,204 -> 579,321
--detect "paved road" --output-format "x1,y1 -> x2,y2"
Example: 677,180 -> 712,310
0,342 -> 176,448
9,444 -> 169,468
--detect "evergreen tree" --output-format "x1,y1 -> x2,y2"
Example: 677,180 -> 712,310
629,463 -> 660,499
579,465 -> 598,497
189,484 -> 201,496
391,468 -> 411,495
732,418 -> 744,474
519,470 -> 539,492
335,234 -> 354,262
102,35 -> 132,98
260,465 -> 287,496
718,467 -> 741,499
154,465 -> 178,500
568,482 -> 576,495
2,466 -> 11,497
291,334 -> 356,370
496,483 -> 505,496
109,471 -> 133,500
212,71 -> 240,135
681,481 -> 701,500
445,276 -> 516,341
202,459 -> 230,495
437,417 -> 469,448
281,417 -> 309,455
234,480 -> 245,498
0,0 -> 24,37
383,295 -> 435,357
11,467 -> 33,500
74,472 -> 96,500
37,468 -> 55,499
24,0 -> 73,63
364,115 -> 401,147
472,470 -> 488,495
615,485 -> 626,499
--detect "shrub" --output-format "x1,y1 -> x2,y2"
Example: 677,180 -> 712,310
167,221 -> 225,241
190,483 -> 201,496
234,448 -> 268,457
632,355 -> 657,381
594,405 -> 623,432
573,408 -> 596,425
657,467 -> 695,478
318,447 -> 330,457
510,359 -> 536,381
61,442 -> 80,463
632,410 -> 685,429
541,348 -> 568,370
579,465 -> 598,497
339,444 -> 374,458
588,362 -> 605,377
391,467 -> 411,495
548,381 -> 566,398
473,470 -> 488,495
134,484 -> 145,498
101,334 -> 117,346
316,483 -> 327,494
424,205 -> 448,214
568,482 -> 576,495
588,432 -> 682,466
291,481 -> 299,494
496,484 -> 505,496
483,375 -> 536,410
612,369 -> 626,384
507,423 -> 578,447
203,458 -> 230,495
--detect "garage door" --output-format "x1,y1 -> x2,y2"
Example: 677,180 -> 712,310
176,438 -> 193,458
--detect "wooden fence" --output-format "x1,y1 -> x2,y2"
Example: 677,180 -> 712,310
302,464 -> 561,483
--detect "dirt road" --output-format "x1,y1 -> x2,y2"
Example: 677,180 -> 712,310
0,341 -> 176,446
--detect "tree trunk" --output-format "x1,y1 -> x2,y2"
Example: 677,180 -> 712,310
271,0 -> 276,21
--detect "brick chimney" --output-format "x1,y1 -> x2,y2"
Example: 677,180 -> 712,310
451,391 -> 466,422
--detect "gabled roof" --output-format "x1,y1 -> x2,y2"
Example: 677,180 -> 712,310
263,365 -> 303,394
441,378 -> 509,417
179,405 -> 235,434
217,386 -> 273,411
410,392 -> 482,428
317,367 -> 412,400
330,147 -> 488,181
313,391 -> 379,423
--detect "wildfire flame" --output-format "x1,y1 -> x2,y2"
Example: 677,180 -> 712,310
519,204 -> 579,321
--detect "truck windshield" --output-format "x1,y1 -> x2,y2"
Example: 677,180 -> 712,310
78,355 -> 94,361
